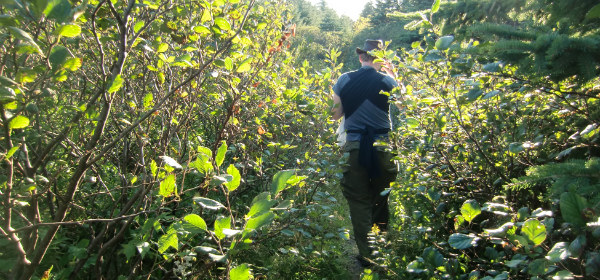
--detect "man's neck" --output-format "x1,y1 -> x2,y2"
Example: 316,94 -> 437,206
361,62 -> 380,71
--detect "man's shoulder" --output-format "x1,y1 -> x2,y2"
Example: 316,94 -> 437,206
339,69 -> 360,79
334,71 -> 357,95
379,73 -> 398,88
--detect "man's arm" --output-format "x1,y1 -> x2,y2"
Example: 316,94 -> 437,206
331,93 -> 343,121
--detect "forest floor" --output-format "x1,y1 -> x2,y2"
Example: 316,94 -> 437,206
326,182 -> 366,279
343,239 -> 363,280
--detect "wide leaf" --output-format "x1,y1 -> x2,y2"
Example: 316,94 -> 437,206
157,227 -> 178,253
546,242 -> 570,263
270,169 -> 298,195
215,141 -> 227,167
560,192 -> 588,227
193,197 -> 225,210
9,115 -> 30,130
435,35 -> 454,50
247,198 -> 276,218
521,218 -> 546,246
448,233 -> 477,249
230,264 -> 251,280
55,24 -> 81,38
224,164 -> 241,192
460,199 -> 481,223
245,212 -> 274,231
184,214 -> 207,231
159,174 -> 176,197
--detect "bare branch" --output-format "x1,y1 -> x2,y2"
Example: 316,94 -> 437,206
10,210 -> 154,233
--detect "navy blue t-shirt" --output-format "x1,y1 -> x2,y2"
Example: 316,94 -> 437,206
333,66 -> 397,141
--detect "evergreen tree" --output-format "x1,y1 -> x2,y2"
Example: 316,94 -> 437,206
360,1 -> 376,19
288,0 -> 322,26
320,11 -> 342,31
401,0 -> 435,12
436,0 -> 600,84
371,0 -> 401,25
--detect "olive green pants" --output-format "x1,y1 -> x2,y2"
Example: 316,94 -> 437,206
341,141 -> 398,257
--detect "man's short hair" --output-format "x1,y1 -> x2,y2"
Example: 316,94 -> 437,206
359,53 -> 375,63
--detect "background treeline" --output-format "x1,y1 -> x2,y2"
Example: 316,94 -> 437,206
0,0 -> 599,279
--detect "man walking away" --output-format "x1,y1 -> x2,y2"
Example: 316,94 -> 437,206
331,39 -> 399,267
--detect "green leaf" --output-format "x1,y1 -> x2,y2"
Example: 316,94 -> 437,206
159,174 -> 176,197
133,21 -> 144,33
508,142 -> 524,154
431,0 -> 441,13
63,58 -> 82,71
55,24 -> 81,38
0,14 -> 19,27
568,234 -> 586,257
224,57 -> 234,71
435,35 -> 454,50
483,90 -> 501,99
546,242 -> 570,263
191,146 -> 214,174
505,254 -> 526,268
270,169 -> 297,195
44,0 -> 72,23
484,222 -> 514,238
195,246 -> 219,255
585,4 -> 600,19
6,145 -> 20,159
509,234 -> 531,250
210,175 -> 231,186
184,214 -> 207,231
0,86 -> 17,103
9,115 -> 30,130
448,233 -> 477,249
156,43 -> 168,53
193,197 -> 225,210
214,17 -> 231,31
247,198 -> 276,218
171,54 -> 193,68
521,218 -> 546,246
215,141 -> 227,167
460,199 -> 481,222
406,260 -> 426,274
405,117 -> 419,128
483,62 -> 502,72
527,258 -> 547,276
224,164 -> 241,192
551,270 -> 575,280
209,253 -> 227,262
236,57 -> 252,73
159,155 -> 182,169
49,46 -> 70,70
150,160 -> 157,177
157,227 -> 178,253
245,212 -> 274,231
466,88 -> 483,101
422,247 -> 444,267
143,93 -> 154,109
108,74 -> 124,94
214,216 -> 230,239
137,242 -> 150,258
122,242 -> 136,260
424,51 -> 444,61
0,75 -> 19,87
8,27 -> 42,54
230,263 -> 251,280
560,192 -> 588,227
194,25 -> 211,34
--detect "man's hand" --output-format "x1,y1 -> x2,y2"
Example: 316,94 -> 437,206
381,61 -> 396,79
